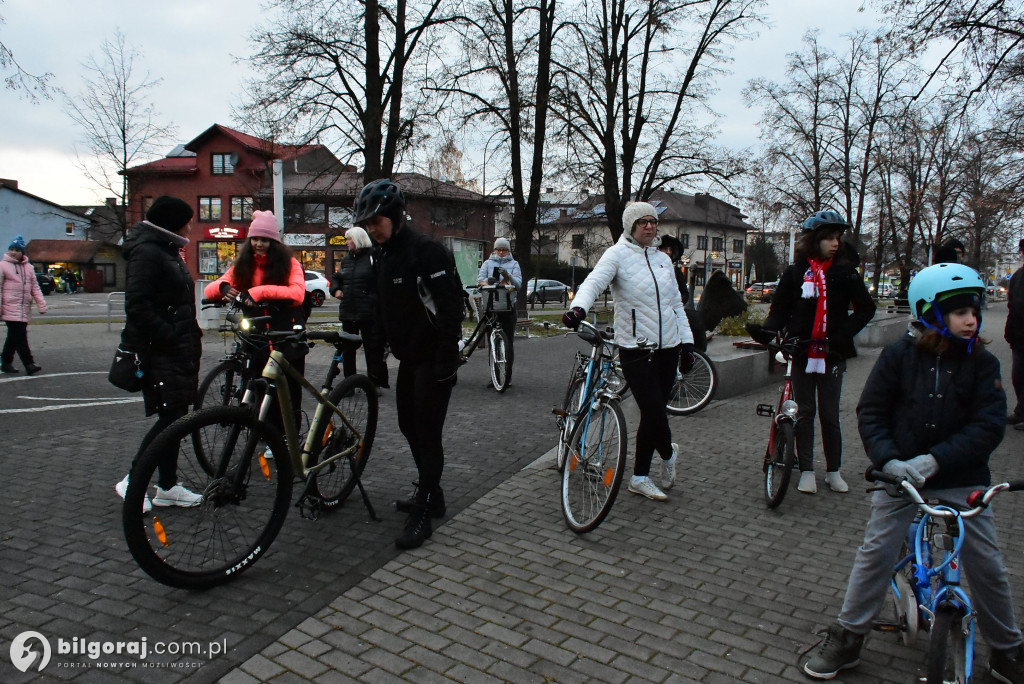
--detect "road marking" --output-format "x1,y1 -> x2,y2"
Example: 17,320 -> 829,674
0,398 -> 142,413
18,396 -> 133,401
0,371 -> 106,384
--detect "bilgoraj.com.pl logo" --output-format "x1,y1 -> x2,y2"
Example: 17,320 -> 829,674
8,630 -> 227,672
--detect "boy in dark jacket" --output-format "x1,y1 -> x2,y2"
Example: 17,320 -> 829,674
802,263 -> 1024,683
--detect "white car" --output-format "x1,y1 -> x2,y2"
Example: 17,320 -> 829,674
304,270 -> 331,306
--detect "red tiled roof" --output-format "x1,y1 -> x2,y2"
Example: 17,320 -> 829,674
124,156 -> 198,175
26,239 -> 103,263
186,124 -> 317,160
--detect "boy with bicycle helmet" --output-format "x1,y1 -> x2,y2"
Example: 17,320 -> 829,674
760,210 -> 875,495
355,178 -> 465,550
802,263 -> 1023,682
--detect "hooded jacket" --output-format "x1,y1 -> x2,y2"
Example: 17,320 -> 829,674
0,253 -> 47,322
122,221 -> 202,415
572,234 -> 692,350
477,252 -> 523,306
763,243 -> 876,360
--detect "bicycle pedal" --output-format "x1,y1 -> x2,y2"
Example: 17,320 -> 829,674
756,403 -> 775,417
296,494 -> 323,521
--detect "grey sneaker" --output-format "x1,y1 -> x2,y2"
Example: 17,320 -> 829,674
628,476 -> 667,501
115,474 -> 152,513
802,623 -> 864,679
660,444 -> 678,490
152,484 -> 203,507
825,471 -> 849,493
798,471 -> 817,494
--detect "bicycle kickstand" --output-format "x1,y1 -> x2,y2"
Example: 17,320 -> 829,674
350,461 -> 381,522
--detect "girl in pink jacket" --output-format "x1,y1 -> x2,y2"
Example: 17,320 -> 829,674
1,235 -> 47,374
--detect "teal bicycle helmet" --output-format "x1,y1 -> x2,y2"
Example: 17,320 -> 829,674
907,263 -> 984,343
353,178 -> 406,225
802,210 -> 849,232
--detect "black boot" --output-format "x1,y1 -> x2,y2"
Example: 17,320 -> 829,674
25,363 -> 41,376
991,643 -> 1024,684
1,362 -> 18,373
802,623 -> 864,679
395,484 -> 446,518
396,493 -> 434,550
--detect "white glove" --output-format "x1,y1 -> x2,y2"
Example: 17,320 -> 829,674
906,454 -> 939,482
882,459 -> 925,487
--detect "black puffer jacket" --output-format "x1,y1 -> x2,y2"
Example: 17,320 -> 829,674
763,244 -> 876,359
331,249 -> 378,322
857,334 -> 1005,489
1005,266 -> 1024,348
122,221 -> 202,416
376,224 -> 463,369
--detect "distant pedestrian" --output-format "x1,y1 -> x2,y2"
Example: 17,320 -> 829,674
115,196 -> 204,513
657,234 -> 689,306
477,237 -> 522,384
0,234 -> 46,375
1006,238 -> 1024,431
331,226 -> 389,388
933,237 -> 966,264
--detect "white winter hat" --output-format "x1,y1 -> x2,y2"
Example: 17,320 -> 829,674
494,237 -> 511,251
622,202 -> 659,233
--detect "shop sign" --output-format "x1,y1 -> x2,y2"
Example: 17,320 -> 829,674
206,226 -> 242,240
329,235 -> 347,246
728,261 -> 742,268
284,233 -> 325,247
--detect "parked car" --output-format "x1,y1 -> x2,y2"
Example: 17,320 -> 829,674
304,270 -> 331,306
525,279 -> 571,305
35,272 -> 54,295
744,281 -> 777,303
868,282 -> 895,299
987,283 -> 1007,299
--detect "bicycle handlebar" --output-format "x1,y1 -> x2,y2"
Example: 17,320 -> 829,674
865,468 -> 1024,518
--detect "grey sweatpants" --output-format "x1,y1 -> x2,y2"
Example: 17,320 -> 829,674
838,487 -> 1022,650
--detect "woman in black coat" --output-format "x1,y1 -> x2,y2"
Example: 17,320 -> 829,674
331,226 -> 388,387
114,196 -> 204,512
760,211 -> 876,495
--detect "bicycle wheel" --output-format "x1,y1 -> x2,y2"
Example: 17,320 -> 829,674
561,399 -> 627,533
926,604 -> 968,684
307,374 -> 379,509
764,421 -> 796,508
123,405 -> 293,589
556,376 -> 587,473
195,359 -> 246,410
667,349 -> 717,415
488,327 -> 511,392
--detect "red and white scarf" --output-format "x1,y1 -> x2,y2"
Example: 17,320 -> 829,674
802,257 -> 832,374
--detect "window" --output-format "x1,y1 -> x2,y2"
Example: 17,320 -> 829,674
733,239 -> 744,254
230,196 -> 254,222
211,153 -> 235,175
697,235 -> 708,250
198,196 -> 222,222
680,234 -> 689,249
571,234 -> 584,249
712,237 -> 724,251
285,202 -> 326,225
65,222 -> 74,235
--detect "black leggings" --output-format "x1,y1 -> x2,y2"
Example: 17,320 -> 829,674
2,321 -> 34,366
395,360 -> 453,493
132,407 -> 187,489
618,346 -> 679,477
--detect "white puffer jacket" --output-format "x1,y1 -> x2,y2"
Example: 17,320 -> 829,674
572,235 -> 692,349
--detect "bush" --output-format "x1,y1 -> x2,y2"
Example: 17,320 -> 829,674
716,308 -> 765,337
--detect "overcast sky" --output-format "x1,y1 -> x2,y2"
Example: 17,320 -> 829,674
0,0 -> 884,207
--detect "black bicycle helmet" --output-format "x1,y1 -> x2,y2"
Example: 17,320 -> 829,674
802,210 -> 849,232
353,178 -> 406,225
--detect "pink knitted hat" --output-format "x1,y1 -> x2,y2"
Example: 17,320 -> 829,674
247,211 -> 281,242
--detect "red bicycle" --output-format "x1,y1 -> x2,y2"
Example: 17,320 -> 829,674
750,329 -> 803,508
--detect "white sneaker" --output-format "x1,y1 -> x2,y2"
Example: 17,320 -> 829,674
152,484 -> 203,507
798,471 -> 817,494
628,475 -> 667,501
660,444 -> 678,490
825,471 -> 849,493
115,474 -> 152,513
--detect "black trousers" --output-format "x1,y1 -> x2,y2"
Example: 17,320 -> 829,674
1011,346 -> 1024,419
494,310 -> 516,372
131,406 -> 187,489
341,318 -> 389,387
791,356 -> 846,472
618,346 -> 679,477
2,321 -> 34,367
395,360 -> 453,494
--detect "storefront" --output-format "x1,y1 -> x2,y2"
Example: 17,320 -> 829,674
285,233 -> 328,275
196,226 -> 244,280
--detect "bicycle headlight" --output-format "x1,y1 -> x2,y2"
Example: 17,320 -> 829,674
240,317 -> 252,331
780,400 -> 799,418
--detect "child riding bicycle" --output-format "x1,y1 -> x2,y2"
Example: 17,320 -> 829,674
802,263 -> 1024,682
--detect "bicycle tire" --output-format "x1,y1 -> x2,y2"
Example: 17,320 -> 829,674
123,405 -> 293,589
764,421 -> 796,508
195,359 -> 246,410
488,327 -> 511,392
307,374 -> 379,509
926,604 -> 968,684
561,399 -> 627,533
556,376 -> 587,473
666,349 -> 717,415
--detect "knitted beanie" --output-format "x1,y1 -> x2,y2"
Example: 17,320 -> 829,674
622,202 -> 658,234
494,237 -> 511,251
8,234 -> 26,251
246,210 -> 281,242
145,196 -> 194,233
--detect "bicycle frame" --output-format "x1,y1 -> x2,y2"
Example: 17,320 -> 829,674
460,286 -> 512,360
757,342 -> 799,464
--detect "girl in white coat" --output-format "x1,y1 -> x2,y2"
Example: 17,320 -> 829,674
564,202 -> 695,500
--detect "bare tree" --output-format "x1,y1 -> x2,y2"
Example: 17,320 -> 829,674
0,2 -> 52,101
63,31 -> 175,240
243,0 -> 457,181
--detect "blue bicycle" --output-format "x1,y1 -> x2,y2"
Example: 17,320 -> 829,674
869,470 -> 1023,683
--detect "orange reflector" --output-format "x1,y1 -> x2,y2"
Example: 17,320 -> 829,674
153,517 -> 168,546
569,452 -> 579,471
321,422 -> 333,447
603,468 -> 614,487
258,453 -> 271,480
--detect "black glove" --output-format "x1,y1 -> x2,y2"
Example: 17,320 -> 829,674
562,307 -> 586,329
486,277 -> 497,285
497,267 -> 508,278
679,343 -> 697,374
745,323 -> 776,346
219,281 -> 232,297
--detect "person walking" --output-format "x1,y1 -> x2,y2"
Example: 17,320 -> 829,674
477,237 -> 522,383
114,196 -> 204,512
1,235 -> 46,374
355,178 -> 464,550
1006,238 -> 1024,431
801,263 -> 1024,683
330,225 -> 388,388
759,210 -> 875,495
563,201 -> 695,501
